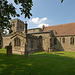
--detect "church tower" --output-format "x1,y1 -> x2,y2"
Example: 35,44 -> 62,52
10,19 -> 24,33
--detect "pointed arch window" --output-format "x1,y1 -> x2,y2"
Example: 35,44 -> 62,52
14,38 -> 21,47
70,37 -> 74,45
39,36 -> 42,46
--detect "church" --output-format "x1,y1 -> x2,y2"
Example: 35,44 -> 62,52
2,19 -> 75,54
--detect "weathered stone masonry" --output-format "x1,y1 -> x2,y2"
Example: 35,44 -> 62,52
2,19 -> 75,55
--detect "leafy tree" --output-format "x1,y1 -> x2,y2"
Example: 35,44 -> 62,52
61,0 -> 64,3
0,0 -> 33,33
0,0 -> 63,34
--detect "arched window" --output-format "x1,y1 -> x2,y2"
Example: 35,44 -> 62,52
14,38 -> 21,47
62,37 -> 65,43
70,37 -> 74,45
39,36 -> 42,46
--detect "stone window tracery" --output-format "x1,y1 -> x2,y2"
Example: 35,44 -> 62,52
14,38 -> 21,47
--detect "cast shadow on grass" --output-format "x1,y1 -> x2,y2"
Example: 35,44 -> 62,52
0,52 -> 75,75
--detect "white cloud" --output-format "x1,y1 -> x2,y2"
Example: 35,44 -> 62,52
40,17 -> 47,22
38,23 -> 49,28
29,17 -> 40,24
29,17 -> 49,28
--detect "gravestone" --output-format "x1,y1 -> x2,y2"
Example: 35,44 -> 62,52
5,46 -> 12,55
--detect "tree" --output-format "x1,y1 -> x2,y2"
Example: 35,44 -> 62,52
0,0 -> 63,33
61,0 -> 64,3
0,0 -> 33,32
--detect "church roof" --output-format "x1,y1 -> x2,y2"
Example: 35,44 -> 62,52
43,22 -> 75,36
28,28 -> 41,30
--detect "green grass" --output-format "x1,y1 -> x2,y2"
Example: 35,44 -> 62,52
0,49 -> 75,75
0,48 -> 6,53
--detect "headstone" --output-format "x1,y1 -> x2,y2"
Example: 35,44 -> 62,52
5,46 -> 12,55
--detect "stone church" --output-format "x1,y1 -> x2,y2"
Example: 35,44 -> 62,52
2,19 -> 75,54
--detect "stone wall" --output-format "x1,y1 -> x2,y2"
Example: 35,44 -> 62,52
28,28 -> 42,33
2,36 -> 10,48
53,36 -> 75,52
2,33 -> 27,55
26,34 -> 38,51
28,32 -> 51,51
11,35 -> 26,55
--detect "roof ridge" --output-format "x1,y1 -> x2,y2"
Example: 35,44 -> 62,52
45,22 -> 75,28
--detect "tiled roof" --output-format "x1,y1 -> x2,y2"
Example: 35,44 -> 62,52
43,22 -> 75,36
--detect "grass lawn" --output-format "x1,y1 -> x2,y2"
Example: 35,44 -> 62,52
0,49 -> 75,75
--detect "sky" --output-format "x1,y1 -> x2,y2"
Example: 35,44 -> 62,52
8,0 -> 75,29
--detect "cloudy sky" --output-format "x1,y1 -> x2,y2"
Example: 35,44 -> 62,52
8,0 -> 75,29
